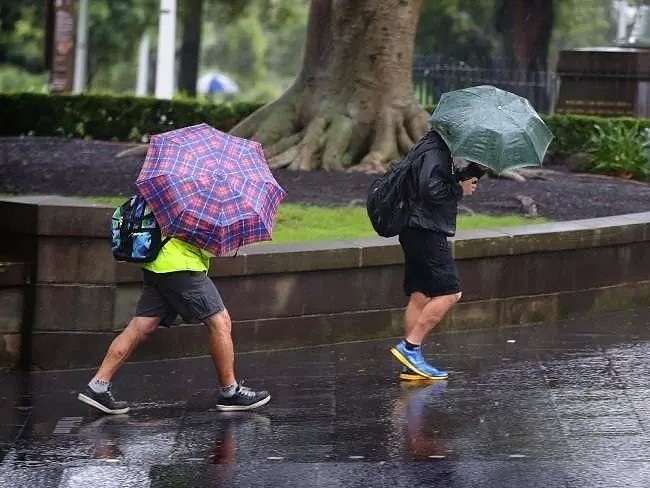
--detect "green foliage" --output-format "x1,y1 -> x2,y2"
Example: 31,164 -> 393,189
541,114 -> 608,154
0,92 -> 261,141
584,122 -> 650,180
550,0 -> 613,66
85,0 -> 158,87
0,1 -> 46,71
201,0 -> 307,101
0,64 -> 47,92
416,0 -> 498,64
415,0 -> 620,69
542,114 -> 650,157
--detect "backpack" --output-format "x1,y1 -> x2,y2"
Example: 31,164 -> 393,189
366,140 -> 433,237
111,195 -> 170,263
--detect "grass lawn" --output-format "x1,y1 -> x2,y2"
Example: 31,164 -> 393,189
93,198 -> 544,244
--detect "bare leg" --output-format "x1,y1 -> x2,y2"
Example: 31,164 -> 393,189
404,291 -> 462,345
93,316 -> 160,382
403,292 -> 428,341
204,308 -> 236,387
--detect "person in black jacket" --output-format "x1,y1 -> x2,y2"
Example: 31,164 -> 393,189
390,129 -> 487,380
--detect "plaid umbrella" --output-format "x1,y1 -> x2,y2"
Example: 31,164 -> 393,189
136,123 -> 286,256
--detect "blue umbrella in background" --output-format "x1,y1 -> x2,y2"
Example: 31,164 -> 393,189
197,72 -> 239,95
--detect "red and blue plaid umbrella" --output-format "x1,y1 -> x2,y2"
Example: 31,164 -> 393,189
136,123 -> 286,256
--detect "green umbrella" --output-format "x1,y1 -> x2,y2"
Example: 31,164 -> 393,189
429,85 -> 553,173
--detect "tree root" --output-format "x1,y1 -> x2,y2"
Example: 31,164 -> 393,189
115,145 -> 148,159
233,97 -> 429,171
493,169 -> 526,182
515,195 -> 539,218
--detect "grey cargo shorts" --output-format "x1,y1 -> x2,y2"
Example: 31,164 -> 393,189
135,269 -> 225,326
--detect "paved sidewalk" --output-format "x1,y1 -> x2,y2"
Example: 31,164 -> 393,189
1,307 -> 649,487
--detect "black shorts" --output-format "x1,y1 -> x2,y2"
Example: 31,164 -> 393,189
399,227 -> 461,298
135,270 -> 225,327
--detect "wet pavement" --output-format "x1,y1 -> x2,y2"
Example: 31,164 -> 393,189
1,307 -> 649,487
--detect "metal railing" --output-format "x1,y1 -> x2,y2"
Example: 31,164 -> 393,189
413,57 -> 559,114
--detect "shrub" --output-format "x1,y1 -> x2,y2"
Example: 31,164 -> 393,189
584,122 -> 650,180
0,92 -> 262,141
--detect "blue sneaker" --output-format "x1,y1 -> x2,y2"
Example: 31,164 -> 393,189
390,341 -> 448,380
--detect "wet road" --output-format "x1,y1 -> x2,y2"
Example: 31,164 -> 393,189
1,308 -> 649,487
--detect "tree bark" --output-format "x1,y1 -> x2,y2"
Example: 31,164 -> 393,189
178,0 -> 203,96
229,0 -> 428,172
496,0 -> 554,72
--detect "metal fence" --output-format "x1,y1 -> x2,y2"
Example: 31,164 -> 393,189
413,58 -> 559,114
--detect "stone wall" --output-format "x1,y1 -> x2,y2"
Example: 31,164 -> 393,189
1,196 -> 649,370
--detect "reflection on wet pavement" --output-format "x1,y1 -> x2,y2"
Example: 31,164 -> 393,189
1,308 -> 649,487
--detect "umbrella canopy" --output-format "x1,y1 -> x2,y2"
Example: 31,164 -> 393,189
136,123 -> 286,256
197,72 -> 239,95
429,85 -> 553,173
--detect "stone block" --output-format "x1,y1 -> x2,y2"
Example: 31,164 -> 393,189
573,216 -> 648,247
131,324 -> 209,362
237,240 -> 361,276
447,299 -> 502,331
618,212 -> 650,240
573,246 -> 633,290
34,284 -> 115,331
294,266 -> 404,316
0,195 -> 112,237
501,294 -> 559,327
37,237 -> 116,283
458,256 -> 528,300
208,253 -> 247,277
556,281 -> 650,320
592,281 -> 650,312
0,262 -> 28,287
330,308 -> 403,342
113,283 -> 142,329
626,242 -> 650,282
452,229 -> 513,259
500,221 -> 597,255
0,200 -> 38,234
31,331 -> 114,369
0,288 -> 23,333
218,273 -> 305,321
246,315 -> 332,350
114,262 -> 142,283
354,237 -> 403,267
522,252 -> 577,294
0,333 -> 20,370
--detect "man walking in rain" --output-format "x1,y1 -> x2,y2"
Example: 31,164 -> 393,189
390,130 -> 485,380
391,85 -> 552,380
78,124 -> 285,414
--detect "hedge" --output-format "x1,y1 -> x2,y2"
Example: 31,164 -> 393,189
0,93 -> 263,142
2,92 -> 650,156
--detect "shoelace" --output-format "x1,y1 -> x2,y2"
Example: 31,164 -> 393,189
104,388 -> 118,403
236,383 -> 257,399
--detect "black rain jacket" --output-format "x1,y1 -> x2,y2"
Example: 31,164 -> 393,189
405,130 -> 463,237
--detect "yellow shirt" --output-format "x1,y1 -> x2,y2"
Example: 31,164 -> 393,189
143,237 -> 212,273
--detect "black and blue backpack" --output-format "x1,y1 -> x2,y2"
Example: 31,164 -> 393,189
111,195 -> 170,263
366,138 -> 435,238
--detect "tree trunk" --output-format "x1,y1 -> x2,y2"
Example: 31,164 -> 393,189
178,0 -> 203,96
496,0 -> 554,72
229,0 -> 428,172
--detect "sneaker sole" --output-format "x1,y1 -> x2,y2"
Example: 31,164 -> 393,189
400,372 -> 434,381
77,393 -> 130,415
390,348 -> 449,380
216,394 -> 271,412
